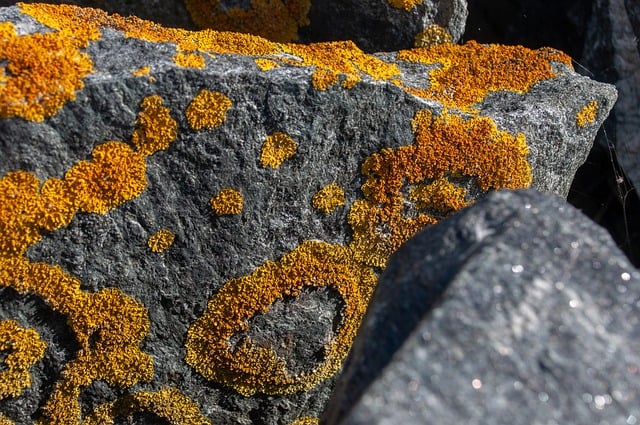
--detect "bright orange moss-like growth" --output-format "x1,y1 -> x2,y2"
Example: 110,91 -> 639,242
397,41 -> 572,110
0,94 -> 181,422
576,100 -> 598,127
185,240 -> 376,395
0,320 -> 47,398
174,52 -> 206,69
312,183 -> 346,213
388,0 -> 422,10
82,387 -> 210,425
0,21 -> 94,121
148,229 -> 175,253
210,188 -> 244,215
348,109 -> 532,268
183,0 -> 311,43
64,142 -> 148,214
260,132 -> 298,168
289,417 -> 320,425
186,89 -> 232,130
255,58 -> 280,71
132,95 -> 178,156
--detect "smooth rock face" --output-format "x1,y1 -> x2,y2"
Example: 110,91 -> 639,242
0,4 -> 615,424
4,0 -> 467,50
325,189 -> 640,425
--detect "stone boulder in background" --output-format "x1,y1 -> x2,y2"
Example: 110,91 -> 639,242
0,3 -> 615,424
326,189 -> 640,425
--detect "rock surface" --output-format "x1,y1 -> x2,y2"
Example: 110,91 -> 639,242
0,3 -> 616,424
3,0 -> 467,51
325,189 -> 640,425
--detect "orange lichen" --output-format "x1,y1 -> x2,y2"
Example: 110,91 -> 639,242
183,0 -> 311,43
282,41 -> 401,91
82,387 -> 210,425
397,41 -> 573,110
19,3 -> 281,56
64,141 -> 147,214
348,109 -> 531,268
255,58 -> 280,71
312,183 -> 346,213
0,21 -> 93,121
210,188 -> 244,216
388,0 -> 422,10
576,100 -> 598,127
186,89 -> 232,130
414,24 -> 453,48
132,95 -> 178,156
174,52 -> 206,69
409,177 -> 468,212
0,320 -> 47,398
0,414 -> 13,425
0,92 -> 184,421
131,66 -> 151,76
185,240 -> 376,395
260,132 -> 298,168
147,229 -> 175,253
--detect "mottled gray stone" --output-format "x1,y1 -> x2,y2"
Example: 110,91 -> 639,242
325,189 -> 640,425
0,5 -> 615,424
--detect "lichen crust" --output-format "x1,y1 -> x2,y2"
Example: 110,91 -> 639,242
576,100 -> 598,127
148,229 -> 176,253
210,188 -> 244,216
312,183 -> 346,213
260,132 -> 298,169
185,240 -> 377,395
0,320 -> 47,399
0,94 -> 183,422
186,89 -> 233,130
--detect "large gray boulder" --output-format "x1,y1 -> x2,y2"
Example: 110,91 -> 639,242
326,189 -> 640,425
0,4 -> 615,424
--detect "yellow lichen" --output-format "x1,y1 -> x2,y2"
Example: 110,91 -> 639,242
82,387 -> 210,425
0,21 -> 94,121
132,95 -> 178,156
312,183 -> 346,213
131,66 -> 151,76
260,132 -> 298,169
409,177 -> 468,212
311,68 -> 340,90
147,229 -> 175,253
185,240 -> 376,395
186,89 -> 232,130
388,0 -> 423,10
348,109 -> 531,268
414,24 -> 453,48
576,100 -> 598,127
64,142 -> 148,214
174,52 -> 206,69
0,320 -> 47,398
0,414 -> 13,425
210,188 -> 244,216
289,417 -> 320,425
183,0 -> 311,43
397,41 -> 573,110
255,58 -> 280,71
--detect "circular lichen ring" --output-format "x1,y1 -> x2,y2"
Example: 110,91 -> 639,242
185,240 -> 377,396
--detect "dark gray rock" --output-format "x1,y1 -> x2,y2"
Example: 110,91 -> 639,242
582,0 -> 640,191
0,4 -> 615,424
325,189 -> 640,425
